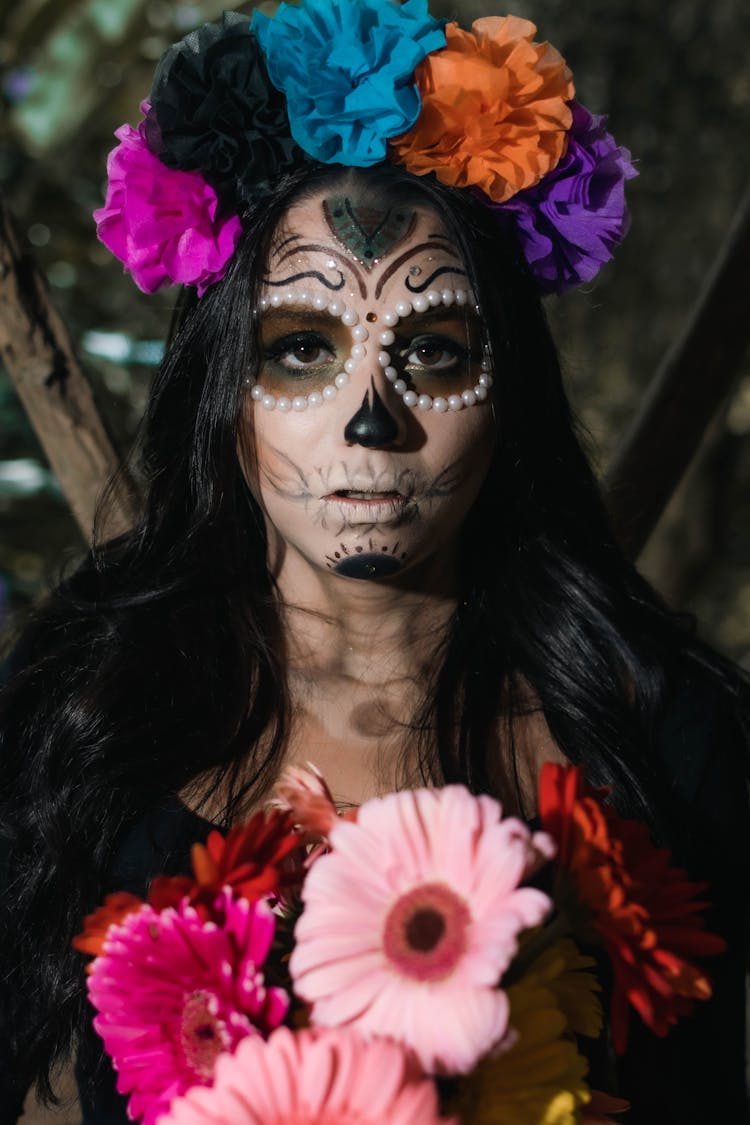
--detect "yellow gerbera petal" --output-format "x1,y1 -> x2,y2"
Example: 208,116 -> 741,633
447,978 -> 590,1125
522,936 -> 603,1040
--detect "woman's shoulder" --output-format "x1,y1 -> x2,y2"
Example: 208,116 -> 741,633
653,667 -> 749,860
654,666 -> 747,796
108,797 -> 215,897
619,668 -> 750,1122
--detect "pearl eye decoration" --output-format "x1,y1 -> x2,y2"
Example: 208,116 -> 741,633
244,288 -> 493,413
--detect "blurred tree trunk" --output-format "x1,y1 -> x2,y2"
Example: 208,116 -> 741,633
0,192 -> 140,544
606,183 -> 750,557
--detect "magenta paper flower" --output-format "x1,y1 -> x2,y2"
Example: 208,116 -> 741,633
290,785 -> 554,1074
94,105 -> 242,296
87,889 -> 288,1125
160,1026 -> 455,1125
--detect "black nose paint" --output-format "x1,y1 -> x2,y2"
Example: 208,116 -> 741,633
344,381 -> 399,448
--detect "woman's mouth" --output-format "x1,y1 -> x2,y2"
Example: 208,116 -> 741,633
321,490 -> 412,523
325,489 -> 406,503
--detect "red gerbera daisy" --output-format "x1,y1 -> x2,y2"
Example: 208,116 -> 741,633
149,808 -> 305,920
75,810 -> 304,962
538,762 -> 726,1053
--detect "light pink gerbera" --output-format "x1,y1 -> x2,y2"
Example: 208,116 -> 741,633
159,1026 -> 455,1125
290,785 -> 555,1074
88,889 -> 288,1125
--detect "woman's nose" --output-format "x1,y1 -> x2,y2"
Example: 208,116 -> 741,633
343,376 -> 407,449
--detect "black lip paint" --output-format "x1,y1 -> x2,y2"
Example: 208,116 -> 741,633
333,552 -> 403,579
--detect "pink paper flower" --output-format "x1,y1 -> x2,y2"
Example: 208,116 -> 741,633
94,105 -> 241,296
159,1026 -> 455,1125
290,785 -> 554,1074
87,890 -> 288,1125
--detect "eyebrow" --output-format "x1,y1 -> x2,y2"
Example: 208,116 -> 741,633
267,242 -> 367,298
259,305 -> 480,327
374,241 -> 464,299
260,307 -> 349,324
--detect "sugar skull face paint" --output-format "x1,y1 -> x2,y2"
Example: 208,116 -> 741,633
240,185 -> 496,583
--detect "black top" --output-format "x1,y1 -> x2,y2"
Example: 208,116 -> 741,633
6,682 -> 750,1125
75,799 -> 216,1124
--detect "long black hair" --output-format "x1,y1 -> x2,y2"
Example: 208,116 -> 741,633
1,162 -> 748,1107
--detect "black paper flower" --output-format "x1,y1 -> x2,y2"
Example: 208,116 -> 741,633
146,12 -> 310,206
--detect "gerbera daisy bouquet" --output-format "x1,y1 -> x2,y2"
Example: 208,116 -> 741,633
74,762 -> 726,1125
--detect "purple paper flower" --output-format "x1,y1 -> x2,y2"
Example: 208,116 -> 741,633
488,102 -> 638,295
94,106 -> 242,296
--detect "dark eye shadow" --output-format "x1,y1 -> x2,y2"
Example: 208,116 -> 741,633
265,329 -> 334,350
259,307 -> 353,350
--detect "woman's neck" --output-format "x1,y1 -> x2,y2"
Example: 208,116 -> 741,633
275,546 -> 459,686
265,551 -> 459,806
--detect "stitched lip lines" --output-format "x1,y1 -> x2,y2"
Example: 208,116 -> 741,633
259,452 -> 466,529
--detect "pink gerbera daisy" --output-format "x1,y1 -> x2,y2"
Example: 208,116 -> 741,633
159,1026 -> 455,1125
87,890 -> 288,1125
290,785 -> 554,1074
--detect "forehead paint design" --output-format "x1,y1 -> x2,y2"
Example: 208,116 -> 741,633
267,233 -> 361,295
373,239 -> 467,300
343,379 -> 400,449
326,539 -> 408,580
323,195 -> 416,268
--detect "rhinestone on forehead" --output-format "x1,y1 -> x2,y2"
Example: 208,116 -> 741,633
245,288 -> 493,414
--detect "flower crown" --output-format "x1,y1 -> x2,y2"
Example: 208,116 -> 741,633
94,1 -> 637,299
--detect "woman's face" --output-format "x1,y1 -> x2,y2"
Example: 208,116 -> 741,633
240,184 -> 496,583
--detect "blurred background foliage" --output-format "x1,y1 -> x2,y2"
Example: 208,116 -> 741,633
0,0 -> 749,667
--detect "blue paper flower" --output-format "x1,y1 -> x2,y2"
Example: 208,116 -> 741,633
252,0 -> 446,167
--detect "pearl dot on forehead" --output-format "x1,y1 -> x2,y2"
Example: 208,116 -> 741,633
246,288 -> 493,413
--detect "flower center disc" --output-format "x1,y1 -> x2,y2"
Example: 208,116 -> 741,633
180,989 -> 231,1080
382,881 -> 470,982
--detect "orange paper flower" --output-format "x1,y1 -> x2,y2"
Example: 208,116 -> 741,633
390,17 -> 574,203
539,763 -> 726,1053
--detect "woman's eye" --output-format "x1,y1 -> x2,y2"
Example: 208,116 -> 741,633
403,337 -> 464,371
267,334 -> 335,369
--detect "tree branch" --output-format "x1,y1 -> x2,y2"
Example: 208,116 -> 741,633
0,190 -> 140,543
605,183 -> 750,558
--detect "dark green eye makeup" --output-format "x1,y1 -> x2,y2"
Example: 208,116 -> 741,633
249,293 -> 492,414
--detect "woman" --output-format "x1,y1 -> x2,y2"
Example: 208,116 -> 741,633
1,5 -> 748,1123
